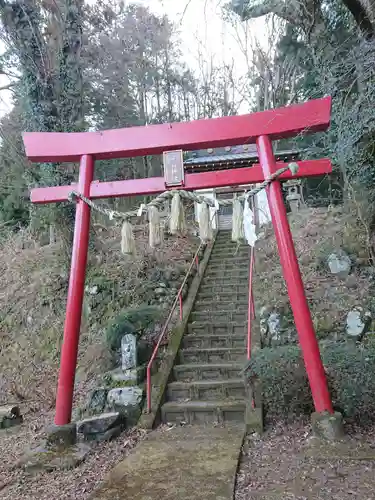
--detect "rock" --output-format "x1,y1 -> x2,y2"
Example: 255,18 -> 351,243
121,333 -> 137,371
16,443 -> 91,473
154,287 -> 166,296
107,387 -> 144,426
345,276 -> 358,289
346,307 -> 372,339
164,269 -> 179,281
87,388 -> 108,414
77,412 -> 123,436
106,366 -> 146,385
0,405 -> 23,429
150,269 -> 162,282
361,266 -> 375,278
85,425 -> 122,443
327,251 -> 351,278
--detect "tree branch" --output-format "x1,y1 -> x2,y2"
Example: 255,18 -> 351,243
0,82 -> 15,91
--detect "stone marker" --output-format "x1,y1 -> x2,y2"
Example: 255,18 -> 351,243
268,312 -> 282,343
327,251 -> 351,278
122,333 -> 137,371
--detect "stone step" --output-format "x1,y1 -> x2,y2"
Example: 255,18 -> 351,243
187,322 -> 246,336
206,262 -> 249,275
204,266 -> 249,275
203,270 -> 249,279
167,378 -> 245,402
209,254 -> 249,262
212,241 -> 249,249
199,283 -> 249,295
182,333 -> 246,349
161,400 -> 245,424
210,250 -> 249,259
197,290 -> 248,302
180,347 -> 246,364
194,300 -> 248,312
201,279 -> 248,289
173,362 -> 243,382
209,253 -> 249,261
191,310 -> 247,322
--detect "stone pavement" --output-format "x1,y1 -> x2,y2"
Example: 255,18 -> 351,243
91,424 -> 245,500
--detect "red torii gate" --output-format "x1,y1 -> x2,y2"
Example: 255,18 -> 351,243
23,97 -> 334,427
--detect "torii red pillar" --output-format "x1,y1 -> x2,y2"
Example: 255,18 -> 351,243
23,97 -> 334,425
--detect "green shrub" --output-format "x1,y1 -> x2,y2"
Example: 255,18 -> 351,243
105,315 -> 135,352
105,304 -> 161,352
245,342 -> 375,425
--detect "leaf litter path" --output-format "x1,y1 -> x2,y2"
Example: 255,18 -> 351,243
235,422 -> 375,500
91,423 -> 245,500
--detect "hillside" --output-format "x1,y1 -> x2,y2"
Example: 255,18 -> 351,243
0,225 -> 198,415
253,206 -> 374,344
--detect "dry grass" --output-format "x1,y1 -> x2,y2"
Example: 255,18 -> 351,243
0,225 -> 197,411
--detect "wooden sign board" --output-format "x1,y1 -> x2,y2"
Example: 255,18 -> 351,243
163,150 -> 184,186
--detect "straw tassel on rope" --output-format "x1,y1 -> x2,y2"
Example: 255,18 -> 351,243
198,201 -> 213,243
232,197 -> 244,243
121,219 -> 136,255
169,191 -> 186,235
148,205 -> 162,248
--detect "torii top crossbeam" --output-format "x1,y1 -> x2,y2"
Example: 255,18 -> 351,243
23,97 -> 334,427
24,97 -> 331,163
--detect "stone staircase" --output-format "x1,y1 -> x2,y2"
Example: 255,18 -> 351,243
161,231 -> 249,424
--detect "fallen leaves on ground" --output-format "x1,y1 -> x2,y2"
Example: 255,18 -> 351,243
235,420 -> 375,500
0,409 -> 146,500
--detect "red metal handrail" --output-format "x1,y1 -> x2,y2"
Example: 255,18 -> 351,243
146,241 -> 205,413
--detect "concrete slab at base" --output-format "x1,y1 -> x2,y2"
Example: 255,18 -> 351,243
245,406 -> 263,434
46,423 -> 77,448
91,424 -> 244,500
311,411 -> 344,441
